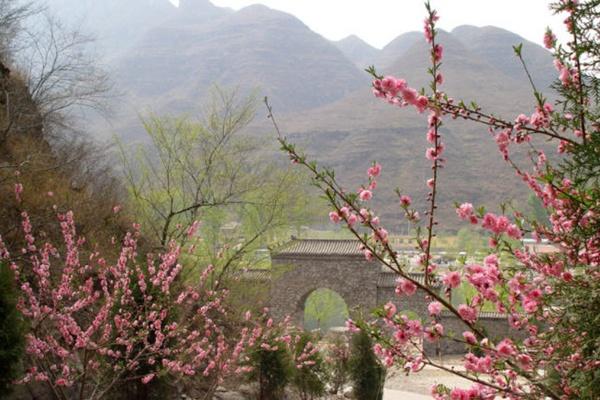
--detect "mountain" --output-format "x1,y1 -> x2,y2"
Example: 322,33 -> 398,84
113,4 -> 367,120
333,35 -> 379,69
273,28 -> 558,229
376,31 -> 422,71
44,0 -> 185,61
41,1 -> 560,229
452,25 -> 556,91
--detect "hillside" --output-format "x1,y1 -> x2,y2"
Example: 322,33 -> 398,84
274,28 -> 558,230
452,25 -> 557,91
376,31 -> 422,71
114,4 -> 366,114
42,0 -> 559,230
44,0 -> 181,60
334,35 -> 380,69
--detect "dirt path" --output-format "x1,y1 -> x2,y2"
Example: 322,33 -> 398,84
384,357 -> 473,396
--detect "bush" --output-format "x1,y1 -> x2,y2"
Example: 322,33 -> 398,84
349,330 -> 385,400
291,332 -> 327,400
246,340 -> 292,400
325,334 -> 350,394
0,262 -> 25,398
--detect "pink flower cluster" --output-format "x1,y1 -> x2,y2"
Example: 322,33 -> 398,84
2,208 -> 277,394
373,76 -> 429,113
456,202 -> 478,224
480,213 -> 522,239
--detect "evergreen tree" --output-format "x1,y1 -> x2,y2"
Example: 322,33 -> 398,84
291,332 -> 326,400
0,262 -> 25,398
349,331 -> 385,400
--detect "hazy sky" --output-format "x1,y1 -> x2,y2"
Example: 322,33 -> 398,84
182,0 -> 569,49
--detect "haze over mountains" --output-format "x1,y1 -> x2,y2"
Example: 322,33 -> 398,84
46,0 -> 558,229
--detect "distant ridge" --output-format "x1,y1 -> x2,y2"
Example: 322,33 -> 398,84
43,2 -> 559,228
334,35 -> 380,69
376,31 -> 422,71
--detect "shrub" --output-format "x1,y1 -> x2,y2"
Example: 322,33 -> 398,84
1,208 -> 256,400
291,332 -> 327,400
245,331 -> 293,400
0,262 -> 25,398
325,334 -> 351,395
348,330 -> 385,400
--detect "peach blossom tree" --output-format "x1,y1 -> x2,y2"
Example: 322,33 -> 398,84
270,0 -> 600,398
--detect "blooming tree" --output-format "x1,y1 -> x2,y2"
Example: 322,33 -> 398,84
0,198 -> 257,400
269,0 -> 600,398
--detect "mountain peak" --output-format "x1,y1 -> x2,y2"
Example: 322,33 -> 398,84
235,3 -> 300,22
178,0 -> 215,9
377,31 -> 422,70
334,35 -> 379,68
338,34 -> 368,44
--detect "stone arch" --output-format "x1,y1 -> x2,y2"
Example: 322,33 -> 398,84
269,239 -> 380,327
300,287 -> 350,331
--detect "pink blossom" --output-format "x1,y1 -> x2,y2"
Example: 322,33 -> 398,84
396,278 -> 417,296
428,301 -> 442,316
506,224 -> 522,239
442,271 -> 461,288
384,302 -> 396,318
495,129 -> 511,160
368,163 -> 382,178
415,96 -> 429,113
456,203 -> 474,220
401,87 -> 419,105
433,44 -> 443,62
400,195 -> 412,207
375,227 -> 389,243
426,128 -> 436,143
463,331 -> 477,345
14,183 -> 23,202
347,213 -> 358,226
424,18 -> 433,43
425,147 -> 437,160
329,211 -> 341,223
359,189 -> 373,201
544,29 -> 556,49
496,338 -> 516,357
458,304 -> 477,323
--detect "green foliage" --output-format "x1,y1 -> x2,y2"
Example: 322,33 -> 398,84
291,332 -> 327,400
304,288 -> 349,332
246,341 -> 292,400
527,193 -> 549,226
349,330 -> 385,400
0,262 -> 25,398
455,227 -> 485,254
119,87 -> 319,283
325,335 -> 351,394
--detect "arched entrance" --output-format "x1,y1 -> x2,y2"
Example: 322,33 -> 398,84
269,239 -> 380,325
303,288 -> 349,332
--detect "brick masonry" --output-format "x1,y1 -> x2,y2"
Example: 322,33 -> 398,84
263,239 -> 521,355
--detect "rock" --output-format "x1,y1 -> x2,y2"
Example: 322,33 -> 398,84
213,391 -> 248,400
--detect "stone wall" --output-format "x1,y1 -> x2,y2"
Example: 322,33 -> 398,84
268,246 -> 520,356
270,254 -> 380,325
437,313 -> 527,354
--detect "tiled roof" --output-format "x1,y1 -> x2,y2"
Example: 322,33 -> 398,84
272,239 -> 364,257
377,272 -> 441,288
233,269 -> 271,281
440,310 -> 507,319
